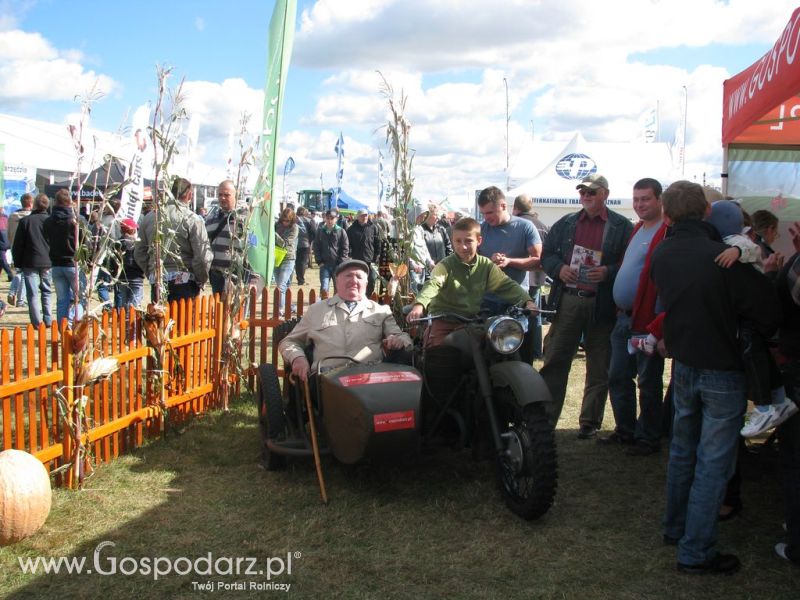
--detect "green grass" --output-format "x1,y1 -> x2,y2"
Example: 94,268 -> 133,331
1,358 -> 798,599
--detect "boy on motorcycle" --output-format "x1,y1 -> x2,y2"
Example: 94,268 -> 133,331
406,217 -> 537,346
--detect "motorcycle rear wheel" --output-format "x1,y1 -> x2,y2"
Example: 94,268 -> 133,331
494,396 -> 557,520
258,363 -> 288,471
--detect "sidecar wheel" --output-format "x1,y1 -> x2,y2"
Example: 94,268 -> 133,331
495,399 -> 557,520
258,363 -> 288,471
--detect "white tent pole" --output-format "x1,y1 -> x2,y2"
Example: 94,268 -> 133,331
721,145 -> 729,197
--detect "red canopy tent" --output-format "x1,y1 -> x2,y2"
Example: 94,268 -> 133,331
722,6 -> 800,238
722,6 -> 800,146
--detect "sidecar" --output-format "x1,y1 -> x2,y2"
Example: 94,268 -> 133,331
257,322 -> 423,470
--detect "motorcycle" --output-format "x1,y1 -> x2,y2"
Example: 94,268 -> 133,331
257,306 -> 557,520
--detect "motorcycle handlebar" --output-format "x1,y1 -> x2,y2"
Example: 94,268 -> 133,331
408,305 -> 556,325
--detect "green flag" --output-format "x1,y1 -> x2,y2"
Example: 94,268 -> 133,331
247,0 -> 297,285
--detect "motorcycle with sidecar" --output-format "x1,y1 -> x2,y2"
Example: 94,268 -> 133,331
258,306 -> 557,520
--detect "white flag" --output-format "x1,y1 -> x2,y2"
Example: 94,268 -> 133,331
640,107 -> 657,143
118,104 -> 150,223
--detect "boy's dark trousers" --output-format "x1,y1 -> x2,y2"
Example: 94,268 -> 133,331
740,323 -> 781,406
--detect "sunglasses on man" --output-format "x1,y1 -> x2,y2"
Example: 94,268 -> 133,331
579,188 -> 598,197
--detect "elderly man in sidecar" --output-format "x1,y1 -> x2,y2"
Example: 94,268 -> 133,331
278,259 -> 412,379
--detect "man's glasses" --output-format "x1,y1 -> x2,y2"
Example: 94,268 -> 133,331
579,189 -> 598,197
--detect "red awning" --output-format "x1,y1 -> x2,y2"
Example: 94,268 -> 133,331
722,6 -> 800,145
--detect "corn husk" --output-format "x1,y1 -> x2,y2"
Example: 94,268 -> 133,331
72,318 -> 90,353
77,357 -> 119,385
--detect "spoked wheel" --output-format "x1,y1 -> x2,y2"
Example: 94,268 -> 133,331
257,363 -> 287,471
494,394 -> 557,520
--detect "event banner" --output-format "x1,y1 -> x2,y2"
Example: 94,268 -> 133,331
118,105 -> 151,223
247,0 -> 297,285
2,159 -> 37,216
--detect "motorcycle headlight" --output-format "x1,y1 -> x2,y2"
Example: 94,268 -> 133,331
486,316 -> 525,354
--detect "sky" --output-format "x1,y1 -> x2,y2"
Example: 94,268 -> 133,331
0,0 -> 797,212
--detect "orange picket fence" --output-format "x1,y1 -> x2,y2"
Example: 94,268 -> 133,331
0,287 -> 317,485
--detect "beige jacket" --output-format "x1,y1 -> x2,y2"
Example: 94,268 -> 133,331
134,201 -> 212,285
278,297 -> 412,371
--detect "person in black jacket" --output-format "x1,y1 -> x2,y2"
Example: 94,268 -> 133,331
313,209 -> 349,296
43,188 -> 87,326
539,174 -> 634,436
10,193 -> 53,327
774,223 -> 800,567
652,180 -> 781,575
347,209 -> 381,297
294,206 -> 314,285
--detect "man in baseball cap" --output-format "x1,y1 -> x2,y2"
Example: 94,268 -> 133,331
278,257 -> 411,381
576,173 -> 609,191
539,171 -> 634,439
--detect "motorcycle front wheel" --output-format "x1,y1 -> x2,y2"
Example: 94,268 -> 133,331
494,394 -> 557,520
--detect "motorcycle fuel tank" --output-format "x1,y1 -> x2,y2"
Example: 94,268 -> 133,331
320,362 -> 422,464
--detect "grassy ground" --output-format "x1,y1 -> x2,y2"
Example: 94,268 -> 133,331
1,359 -> 798,599
1,269 -> 798,598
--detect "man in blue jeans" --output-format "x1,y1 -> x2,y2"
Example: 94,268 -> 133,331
44,189 -> 87,326
600,178 -> 668,455
651,181 -> 780,574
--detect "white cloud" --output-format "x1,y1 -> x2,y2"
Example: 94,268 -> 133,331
281,0 -> 800,204
4,0 -> 800,212
0,29 -> 115,107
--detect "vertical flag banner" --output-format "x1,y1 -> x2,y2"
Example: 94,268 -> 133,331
119,104 -> 151,223
640,107 -> 657,143
333,131 -> 344,208
247,0 -> 297,284
675,88 -> 687,176
284,156 -> 296,177
320,172 -> 325,210
282,156 -> 295,205
377,150 -> 385,211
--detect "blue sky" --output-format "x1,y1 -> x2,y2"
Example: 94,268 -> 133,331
1,0 -> 797,212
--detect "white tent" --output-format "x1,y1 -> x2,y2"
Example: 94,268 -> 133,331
0,113 -> 227,188
508,133 -> 677,225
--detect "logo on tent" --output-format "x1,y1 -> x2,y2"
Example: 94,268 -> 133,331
555,153 -> 597,180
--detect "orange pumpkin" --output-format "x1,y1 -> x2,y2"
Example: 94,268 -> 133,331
0,450 -> 52,545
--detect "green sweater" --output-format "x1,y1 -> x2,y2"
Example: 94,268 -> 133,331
414,254 -> 531,316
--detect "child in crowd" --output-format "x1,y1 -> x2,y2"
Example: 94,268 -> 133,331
406,217 -> 536,344
631,201 -> 797,437
113,218 -> 145,310
406,217 -> 536,409
707,201 -> 796,436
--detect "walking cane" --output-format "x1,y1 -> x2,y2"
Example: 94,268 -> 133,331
293,374 -> 329,504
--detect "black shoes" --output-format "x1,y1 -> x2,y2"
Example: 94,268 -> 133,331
625,440 -> 661,456
577,425 -> 597,439
677,553 -> 741,575
597,431 -> 634,446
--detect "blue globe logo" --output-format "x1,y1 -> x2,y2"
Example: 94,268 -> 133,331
555,153 -> 597,180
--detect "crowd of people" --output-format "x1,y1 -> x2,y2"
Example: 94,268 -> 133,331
2,174 -> 799,574
278,175 -> 799,575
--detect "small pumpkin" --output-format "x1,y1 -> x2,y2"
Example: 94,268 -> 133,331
0,449 -> 52,546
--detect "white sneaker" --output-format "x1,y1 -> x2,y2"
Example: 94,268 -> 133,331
775,542 -> 790,561
741,400 -> 799,437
